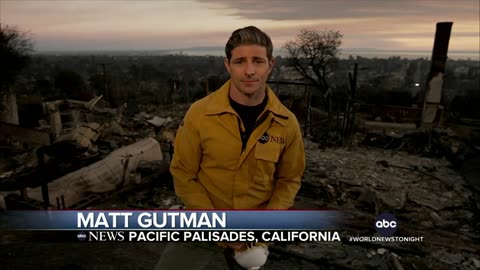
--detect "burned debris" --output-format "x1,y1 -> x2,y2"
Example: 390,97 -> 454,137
0,96 -> 182,210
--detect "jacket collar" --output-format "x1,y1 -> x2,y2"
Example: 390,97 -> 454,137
205,79 -> 289,119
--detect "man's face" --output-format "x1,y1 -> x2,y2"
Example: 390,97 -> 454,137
224,44 -> 275,98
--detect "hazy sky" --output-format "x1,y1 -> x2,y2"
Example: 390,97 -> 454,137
1,0 -> 479,52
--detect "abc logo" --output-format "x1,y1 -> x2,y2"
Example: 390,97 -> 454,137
376,219 -> 397,228
77,231 -> 87,241
374,213 -> 398,236
258,132 -> 269,144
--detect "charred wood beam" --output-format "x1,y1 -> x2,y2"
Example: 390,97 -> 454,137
421,22 -> 453,127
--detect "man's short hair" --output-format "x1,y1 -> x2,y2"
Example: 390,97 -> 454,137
225,26 -> 273,61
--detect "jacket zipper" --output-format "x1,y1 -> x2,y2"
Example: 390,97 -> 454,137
237,111 -> 270,152
236,117 -> 247,152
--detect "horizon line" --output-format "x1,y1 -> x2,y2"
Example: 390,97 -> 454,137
33,47 -> 480,54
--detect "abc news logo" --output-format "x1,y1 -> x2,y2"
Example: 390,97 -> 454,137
374,213 -> 398,237
77,231 -> 125,241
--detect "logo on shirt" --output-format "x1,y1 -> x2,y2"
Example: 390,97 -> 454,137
258,132 -> 285,145
259,132 -> 270,144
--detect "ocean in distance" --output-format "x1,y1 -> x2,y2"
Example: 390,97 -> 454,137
175,47 -> 479,60
37,47 -> 479,60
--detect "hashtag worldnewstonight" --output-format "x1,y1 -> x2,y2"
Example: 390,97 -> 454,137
348,236 -> 424,243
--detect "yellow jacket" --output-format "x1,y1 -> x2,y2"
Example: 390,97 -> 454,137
170,80 -> 305,209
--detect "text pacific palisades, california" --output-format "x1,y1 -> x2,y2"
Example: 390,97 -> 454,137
77,212 -> 227,229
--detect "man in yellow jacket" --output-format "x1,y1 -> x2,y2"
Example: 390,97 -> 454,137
154,26 -> 305,270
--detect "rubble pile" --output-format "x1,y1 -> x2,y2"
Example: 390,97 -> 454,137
284,139 -> 480,270
0,97 -> 186,209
